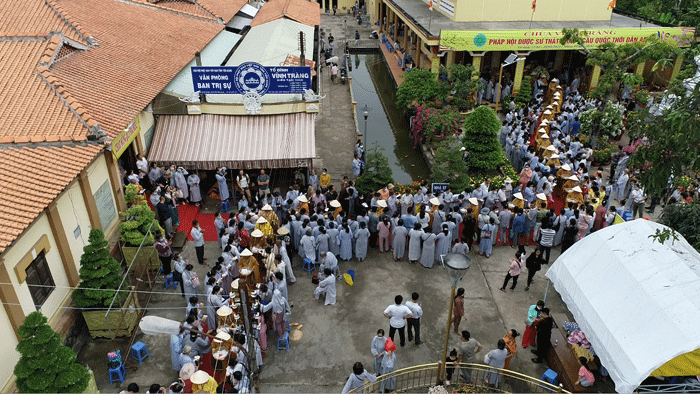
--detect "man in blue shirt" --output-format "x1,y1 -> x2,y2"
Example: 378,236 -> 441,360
569,116 -> 581,136
510,208 -> 526,248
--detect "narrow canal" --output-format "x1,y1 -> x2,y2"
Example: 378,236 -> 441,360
349,53 -> 429,184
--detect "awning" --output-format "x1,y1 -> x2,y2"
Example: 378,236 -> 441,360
149,113 -> 315,170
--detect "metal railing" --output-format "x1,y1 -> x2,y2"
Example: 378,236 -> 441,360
348,362 -> 568,393
637,382 -> 700,393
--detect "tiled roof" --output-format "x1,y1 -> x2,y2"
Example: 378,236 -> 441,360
0,0 -> 88,44
0,38 -> 91,142
150,0 -> 217,19
0,143 -> 104,254
49,0 -> 226,138
197,0 -> 249,22
250,0 -> 320,27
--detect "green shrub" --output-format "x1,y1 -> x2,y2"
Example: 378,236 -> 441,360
72,229 -> 124,309
119,200 -> 161,246
430,136 -> 471,192
659,200 -> 700,253
514,76 -> 532,107
355,144 -> 394,194
396,68 -> 446,110
462,106 -> 503,172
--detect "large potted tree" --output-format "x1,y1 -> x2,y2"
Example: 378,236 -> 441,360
119,200 -> 162,271
13,311 -> 93,392
72,229 -> 139,338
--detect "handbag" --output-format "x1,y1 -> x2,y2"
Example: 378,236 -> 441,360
191,273 -> 200,287
480,227 -> 492,239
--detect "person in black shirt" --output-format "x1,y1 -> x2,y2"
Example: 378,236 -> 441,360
531,307 -> 553,363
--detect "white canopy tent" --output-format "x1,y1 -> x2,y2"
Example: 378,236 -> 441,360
545,220 -> 700,393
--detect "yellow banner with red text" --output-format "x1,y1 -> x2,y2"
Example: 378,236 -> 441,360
440,27 -> 694,52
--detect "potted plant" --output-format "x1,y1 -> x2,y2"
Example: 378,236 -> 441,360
636,90 -> 650,108
13,312 -> 92,392
72,229 -> 139,338
119,200 -> 162,272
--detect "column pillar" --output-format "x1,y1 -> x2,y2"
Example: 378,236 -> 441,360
105,151 -> 127,213
414,37 -> 421,69
512,53 -> 528,94
589,65 -> 601,93
46,201 -> 79,287
470,51 -> 483,77
0,263 -> 24,340
446,50 -> 455,69
402,24 -> 409,51
78,170 -> 101,230
671,55 -> 684,79
635,62 -> 645,76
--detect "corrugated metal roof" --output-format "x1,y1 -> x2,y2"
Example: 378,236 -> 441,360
149,113 -> 315,169
226,15 -> 253,31
237,3 -> 259,18
224,19 -> 314,67
163,30 -> 243,97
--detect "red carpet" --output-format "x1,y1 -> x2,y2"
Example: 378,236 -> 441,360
176,203 -> 229,242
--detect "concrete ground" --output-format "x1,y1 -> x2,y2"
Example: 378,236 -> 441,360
82,236 -> 583,393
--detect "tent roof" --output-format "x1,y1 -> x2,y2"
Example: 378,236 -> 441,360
545,220 -> 700,393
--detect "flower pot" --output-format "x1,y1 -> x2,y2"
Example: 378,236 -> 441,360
122,245 -> 160,272
81,287 -> 140,338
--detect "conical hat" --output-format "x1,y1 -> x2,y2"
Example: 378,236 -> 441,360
561,164 -> 571,171
429,197 -> 440,205
514,192 -> 524,200
191,370 -> 211,385
504,177 -> 512,183
541,133 -> 549,139
546,145 -> 556,151
256,216 -> 268,224
468,197 -> 479,205
567,175 -> 579,181
377,200 -> 387,208
216,306 -> 232,317
215,330 -> 231,340
251,229 -> 264,237
297,195 -> 308,203
277,227 -> 290,235
262,204 -> 273,211
544,110 -> 552,115
240,248 -> 253,257
541,119 -> 549,124
329,200 -> 341,208
536,193 -> 547,200
571,186 -> 582,193
546,105 -> 553,109
549,154 -> 559,159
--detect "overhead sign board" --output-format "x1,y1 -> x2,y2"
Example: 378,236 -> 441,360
440,27 -> 695,52
191,62 -> 312,95
431,183 -> 449,195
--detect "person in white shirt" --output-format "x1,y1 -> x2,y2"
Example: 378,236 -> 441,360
383,295 -> 413,347
405,292 -> 423,345
136,154 -> 148,178
630,183 -> 647,219
190,220 -> 205,265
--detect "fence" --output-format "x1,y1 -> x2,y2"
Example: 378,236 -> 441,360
348,362 -> 568,393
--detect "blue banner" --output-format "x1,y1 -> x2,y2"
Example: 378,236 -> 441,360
431,183 -> 449,195
191,62 -> 311,95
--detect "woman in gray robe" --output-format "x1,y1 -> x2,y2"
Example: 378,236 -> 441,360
316,227 -> 330,262
380,343 -> 397,392
339,225 -> 354,261
327,222 -> 340,256
300,228 -> 317,264
392,221 -> 408,261
407,224 -> 424,263
354,222 -> 370,261
420,231 -> 436,268
370,330 -> 386,374
206,286 -> 225,329
434,226 -> 451,263
173,168 -> 189,200
187,173 -> 202,204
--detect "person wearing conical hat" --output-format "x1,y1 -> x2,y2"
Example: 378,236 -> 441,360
329,199 -> 342,218
557,163 -> 572,178
377,199 -> 387,216
297,195 -> 309,217
239,248 -> 261,284
542,145 -> 557,160
546,153 -> 561,168
254,216 -> 274,240
260,204 -> 280,232
513,192 -> 525,209
542,109 -> 553,122
566,186 -> 584,206
562,174 -> 579,191
536,192 -> 548,210
250,229 -> 266,249
191,370 -> 218,393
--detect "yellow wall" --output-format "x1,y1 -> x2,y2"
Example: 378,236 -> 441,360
56,181 -> 92,266
135,109 -> 155,156
87,154 -> 119,237
444,0 -> 612,22
0,305 -> 20,393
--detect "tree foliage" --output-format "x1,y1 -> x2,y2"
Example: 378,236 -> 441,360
617,0 -> 700,28
72,229 -> 124,309
514,76 -> 532,107
629,84 -> 700,196
14,312 -> 90,393
119,200 -> 161,246
430,136 -> 471,192
396,69 -> 446,109
448,64 -> 483,101
461,106 -> 503,172
355,143 -> 394,194
658,200 -> 700,252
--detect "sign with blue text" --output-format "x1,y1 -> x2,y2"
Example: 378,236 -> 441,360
191,62 -> 311,95
431,183 -> 449,195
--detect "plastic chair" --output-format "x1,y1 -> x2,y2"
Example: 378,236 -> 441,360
164,273 -> 179,290
130,341 -> 150,363
277,332 -> 290,351
542,369 -> 559,386
303,258 -> 315,273
108,364 -> 126,384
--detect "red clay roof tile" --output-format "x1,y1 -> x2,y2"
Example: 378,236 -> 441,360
251,0 -> 320,27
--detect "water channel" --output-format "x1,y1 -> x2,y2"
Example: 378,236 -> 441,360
349,53 -> 429,184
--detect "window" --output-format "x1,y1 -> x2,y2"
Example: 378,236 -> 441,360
25,251 -> 55,309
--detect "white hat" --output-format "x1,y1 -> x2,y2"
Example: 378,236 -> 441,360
549,153 -> 559,159
541,119 -> 549,124
277,227 -> 290,235
361,202 -> 368,208
571,186 -> 583,193
546,145 -> 556,151
538,127 -> 547,133
179,363 -> 196,381
541,133 -> 549,139
536,193 -> 547,201
251,229 -> 264,237
468,197 -> 478,205
256,216 -> 268,224
514,192 -> 524,200
508,203 -> 515,209
504,177 -> 512,183
567,175 -> 579,181
240,248 -> 253,257
561,164 -> 571,171
215,330 -> 231,340
329,200 -> 341,208
191,370 -> 211,385
460,147 -> 466,151
430,197 -> 440,205
297,195 -> 308,203
262,204 -> 273,211
544,110 -> 552,115
546,105 -> 553,109
377,200 -> 387,208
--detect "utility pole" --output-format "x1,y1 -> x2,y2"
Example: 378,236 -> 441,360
299,31 -> 305,67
